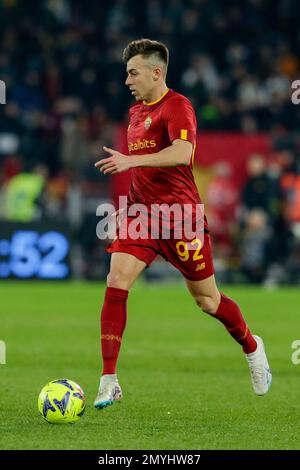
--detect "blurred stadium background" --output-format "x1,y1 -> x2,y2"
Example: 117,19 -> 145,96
1,0 -> 300,286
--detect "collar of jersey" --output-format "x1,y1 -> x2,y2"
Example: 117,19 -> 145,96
143,88 -> 170,106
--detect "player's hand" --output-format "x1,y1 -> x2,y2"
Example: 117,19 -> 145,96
94,146 -> 132,174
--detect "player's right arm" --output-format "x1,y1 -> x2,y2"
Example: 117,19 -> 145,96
128,139 -> 193,167
95,139 -> 192,174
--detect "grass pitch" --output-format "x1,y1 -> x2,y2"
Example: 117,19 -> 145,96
0,281 -> 299,450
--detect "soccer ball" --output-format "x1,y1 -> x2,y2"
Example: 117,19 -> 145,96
38,378 -> 86,424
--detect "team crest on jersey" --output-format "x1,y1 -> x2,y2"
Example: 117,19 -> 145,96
144,116 -> 152,130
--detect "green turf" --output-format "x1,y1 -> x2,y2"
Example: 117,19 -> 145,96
0,281 -> 299,450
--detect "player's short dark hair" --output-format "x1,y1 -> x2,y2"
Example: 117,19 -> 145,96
123,38 -> 169,68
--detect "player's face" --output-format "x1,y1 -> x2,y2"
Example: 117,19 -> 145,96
125,55 -> 158,102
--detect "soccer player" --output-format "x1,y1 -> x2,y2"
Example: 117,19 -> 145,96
94,39 -> 271,409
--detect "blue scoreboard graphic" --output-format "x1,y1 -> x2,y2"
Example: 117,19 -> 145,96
0,222 -> 71,280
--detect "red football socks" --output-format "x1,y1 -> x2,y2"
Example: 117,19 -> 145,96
101,287 -> 128,375
212,293 -> 257,354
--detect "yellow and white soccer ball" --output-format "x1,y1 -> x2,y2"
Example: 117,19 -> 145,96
38,379 -> 86,424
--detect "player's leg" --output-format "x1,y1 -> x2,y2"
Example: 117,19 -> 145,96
95,252 -> 147,409
185,274 -> 272,395
102,252 -> 147,374
185,274 -> 256,350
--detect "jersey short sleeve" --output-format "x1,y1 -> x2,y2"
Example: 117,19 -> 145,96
162,96 -> 197,145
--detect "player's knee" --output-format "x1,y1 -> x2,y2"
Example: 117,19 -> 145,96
107,270 -> 131,290
195,295 -> 218,315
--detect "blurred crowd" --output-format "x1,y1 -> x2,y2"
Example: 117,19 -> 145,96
0,0 -> 300,283
206,151 -> 300,285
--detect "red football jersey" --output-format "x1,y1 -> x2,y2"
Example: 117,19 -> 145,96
127,88 -> 201,207
107,89 -> 211,276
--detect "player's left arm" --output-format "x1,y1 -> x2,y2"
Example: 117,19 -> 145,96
95,140 -> 193,175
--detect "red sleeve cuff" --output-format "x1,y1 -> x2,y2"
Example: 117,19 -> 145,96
169,128 -> 196,144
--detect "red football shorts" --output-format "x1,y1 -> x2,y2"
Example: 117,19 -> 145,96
106,217 -> 214,281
